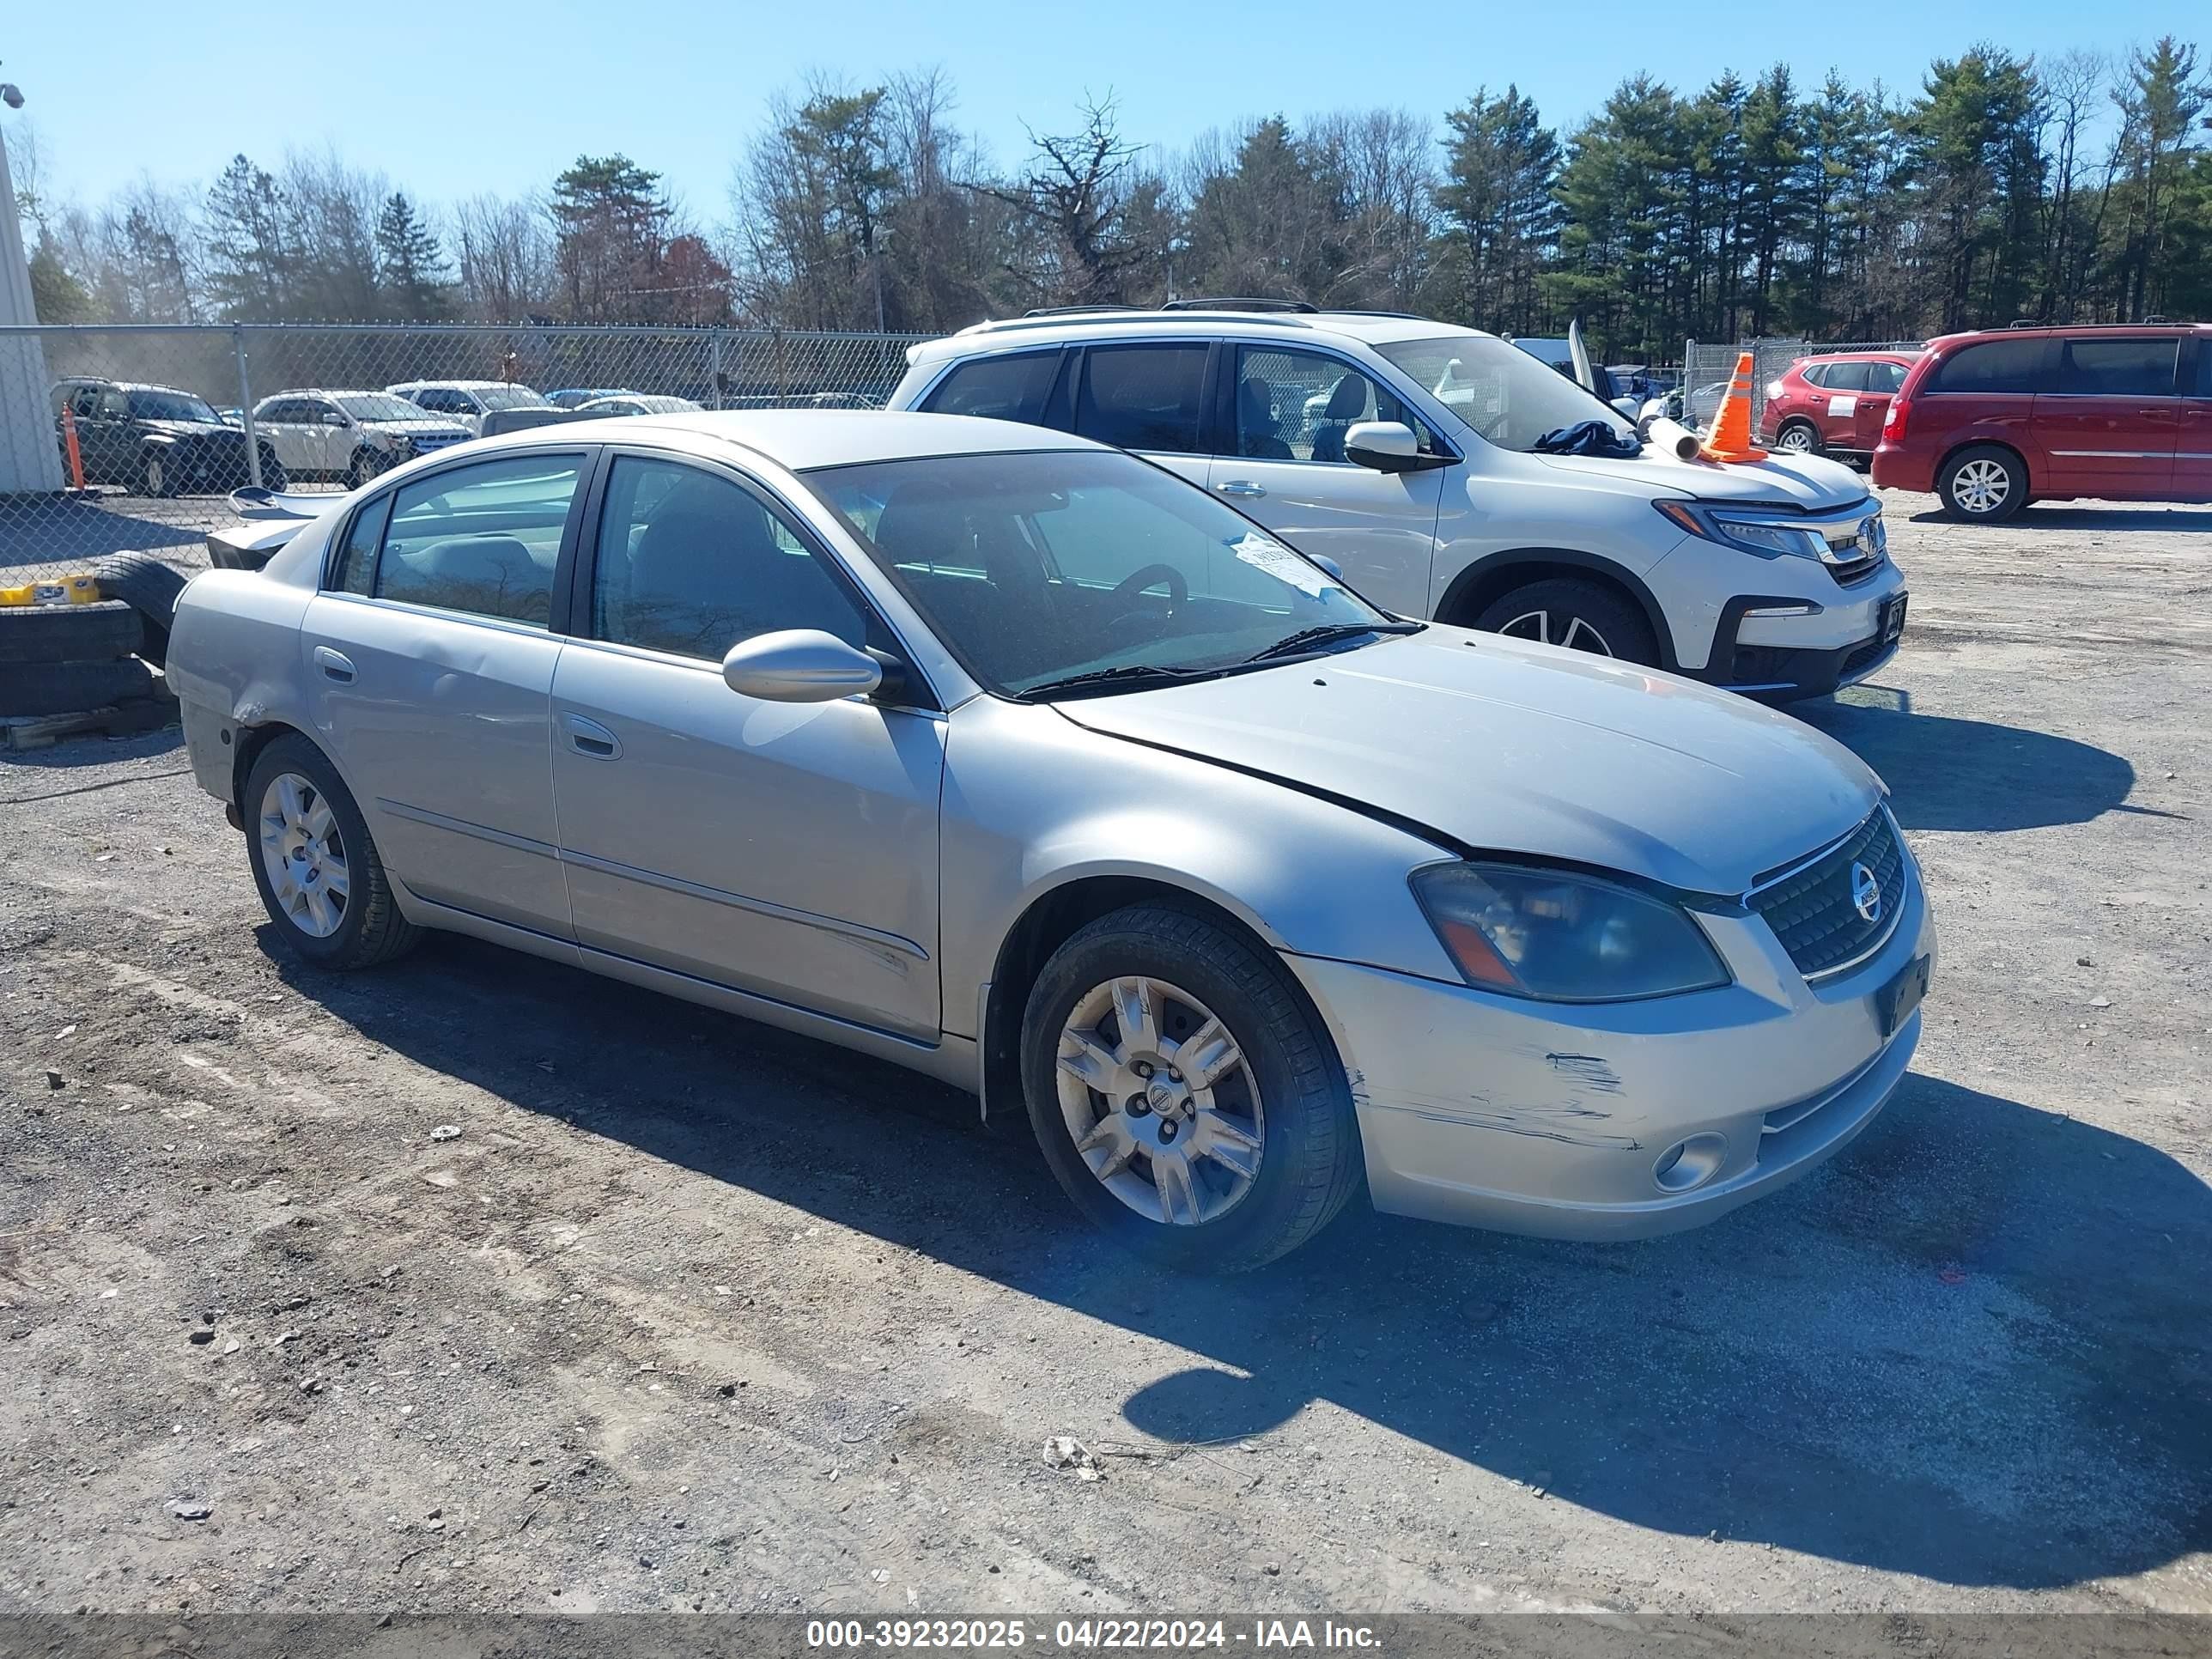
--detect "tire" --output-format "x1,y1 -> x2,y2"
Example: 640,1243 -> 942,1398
96,553 -> 189,668
345,447 -> 389,490
1937,445 -> 2027,522
258,447 -> 289,492
1773,420 -> 1822,456
0,657 -> 157,717
241,734 -> 422,971
0,601 -> 144,666
1471,576 -> 1660,665
141,448 -> 175,499
1020,901 -> 1361,1273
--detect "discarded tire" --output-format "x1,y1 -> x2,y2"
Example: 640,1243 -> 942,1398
0,600 -> 146,666
0,658 -> 158,717
96,553 -> 190,668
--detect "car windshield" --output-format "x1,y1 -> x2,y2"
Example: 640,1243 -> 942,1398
126,390 -> 221,423
804,448 -> 1403,699
337,393 -> 436,422
1373,335 -> 1635,453
477,386 -> 550,410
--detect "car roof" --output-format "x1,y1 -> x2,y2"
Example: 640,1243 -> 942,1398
908,308 -> 1493,367
461,409 -> 1098,471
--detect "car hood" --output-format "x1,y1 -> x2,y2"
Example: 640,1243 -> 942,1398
1540,447 -> 1867,509
1051,629 -> 1881,895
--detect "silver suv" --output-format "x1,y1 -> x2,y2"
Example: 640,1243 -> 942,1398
889,302 -> 1908,701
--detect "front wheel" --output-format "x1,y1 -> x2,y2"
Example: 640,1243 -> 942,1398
1472,576 -> 1659,665
1937,445 -> 2027,521
140,449 -> 174,499
257,447 -> 289,492
345,447 -> 390,490
243,735 -> 421,970
1021,902 -> 1360,1273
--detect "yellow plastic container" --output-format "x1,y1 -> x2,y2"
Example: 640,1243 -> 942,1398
0,584 -> 33,607
63,574 -> 102,603
0,574 -> 100,605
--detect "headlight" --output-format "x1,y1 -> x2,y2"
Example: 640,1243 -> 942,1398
1410,862 -> 1730,1003
1656,500 -> 1829,561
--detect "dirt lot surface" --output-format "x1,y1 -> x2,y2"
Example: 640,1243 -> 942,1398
2,491 -> 2207,1623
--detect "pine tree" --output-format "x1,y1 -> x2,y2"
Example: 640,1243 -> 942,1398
375,192 -> 452,319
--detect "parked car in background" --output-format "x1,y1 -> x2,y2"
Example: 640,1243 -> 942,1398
574,393 -> 703,417
545,387 -> 635,410
386,380 -> 552,435
1760,352 -> 1922,463
163,410 -> 1933,1269
1873,322 -> 2212,520
50,378 -> 281,497
890,305 -> 1907,701
252,390 -> 472,488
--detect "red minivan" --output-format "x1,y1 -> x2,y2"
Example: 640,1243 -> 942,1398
1872,324 -> 2212,520
1760,352 -> 1922,463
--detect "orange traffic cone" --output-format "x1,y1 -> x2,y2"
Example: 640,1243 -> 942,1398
1698,350 -> 1768,463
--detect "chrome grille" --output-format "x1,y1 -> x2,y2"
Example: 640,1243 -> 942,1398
1747,810 -> 1905,979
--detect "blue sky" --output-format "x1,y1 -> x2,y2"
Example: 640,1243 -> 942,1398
4,0 -> 2197,214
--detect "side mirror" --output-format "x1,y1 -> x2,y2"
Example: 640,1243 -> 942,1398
721,629 -> 884,703
1640,398 -> 1670,423
1610,395 -> 1642,417
322,411 -> 347,427
1309,554 -> 1345,582
1344,421 -> 1445,474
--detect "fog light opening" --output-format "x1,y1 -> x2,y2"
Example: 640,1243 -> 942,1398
1653,1133 -> 1728,1194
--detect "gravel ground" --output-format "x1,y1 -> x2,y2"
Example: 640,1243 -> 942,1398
1,491 -> 2207,1622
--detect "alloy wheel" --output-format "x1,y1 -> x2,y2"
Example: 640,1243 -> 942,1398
1497,609 -> 1615,655
1951,458 -> 2011,515
257,771 -> 351,939
1054,975 -> 1265,1227
1776,425 -> 1815,453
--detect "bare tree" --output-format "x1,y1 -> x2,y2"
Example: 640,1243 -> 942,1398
975,96 -> 1149,306
448,192 -> 554,320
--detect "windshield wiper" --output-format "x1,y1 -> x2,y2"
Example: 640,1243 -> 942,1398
1242,620 -> 1420,665
1013,663 -> 1220,702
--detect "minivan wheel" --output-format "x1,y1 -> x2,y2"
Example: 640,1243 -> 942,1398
1938,446 -> 2026,521
243,735 -> 421,970
1473,577 -> 1659,665
1774,421 -> 1821,455
1020,902 -> 1360,1273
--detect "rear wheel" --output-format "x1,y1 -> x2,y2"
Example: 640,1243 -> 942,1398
1021,902 -> 1360,1273
243,735 -> 421,970
1472,576 -> 1659,665
1773,420 -> 1821,456
1937,445 -> 2026,522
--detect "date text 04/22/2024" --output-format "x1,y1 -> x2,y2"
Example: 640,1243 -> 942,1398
805,1619 -> 1383,1650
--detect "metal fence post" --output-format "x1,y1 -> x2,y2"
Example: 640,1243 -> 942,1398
232,324 -> 263,488
709,331 -> 723,410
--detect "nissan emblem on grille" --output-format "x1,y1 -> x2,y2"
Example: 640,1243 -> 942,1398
1851,861 -> 1883,924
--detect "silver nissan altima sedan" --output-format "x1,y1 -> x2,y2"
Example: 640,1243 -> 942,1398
165,411 -> 1935,1271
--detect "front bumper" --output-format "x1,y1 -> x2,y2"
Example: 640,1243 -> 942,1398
1285,849 -> 1935,1241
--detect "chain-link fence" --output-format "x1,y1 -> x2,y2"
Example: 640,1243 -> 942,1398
1680,337 -> 1926,434
0,322 -> 927,586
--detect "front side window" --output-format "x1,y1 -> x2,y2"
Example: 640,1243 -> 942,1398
2057,338 -> 2179,398
805,447 -> 1397,697
374,453 -> 581,626
591,457 -> 866,660
923,352 -> 1061,425
1233,346 -> 1431,462
1930,338 -> 2045,395
1073,344 -> 1208,454
1372,335 -> 1633,453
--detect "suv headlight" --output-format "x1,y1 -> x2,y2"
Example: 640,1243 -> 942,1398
1656,500 -> 1829,560
1410,862 -> 1730,1003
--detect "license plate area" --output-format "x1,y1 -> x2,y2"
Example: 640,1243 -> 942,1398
1880,592 -> 1909,643
1875,954 -> 1929,1038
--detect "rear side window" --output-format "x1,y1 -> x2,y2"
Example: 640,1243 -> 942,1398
1822,361 -> 1870,392
1868,362 -> 1910,393
1929,338 -> 2046,394
330,495 -> 392,596
374,453 -> 583,627
2057,338 -> 2179,398
1798,363 -> 1830,389
923,352 -> 1060,425
1074,344 -> 1208,454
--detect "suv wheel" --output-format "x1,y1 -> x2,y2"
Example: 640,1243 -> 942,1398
1774,420 -> 1821,456
1021,902 -> 1360,1273
141,449 -> 174,499
345,447 -> 390,489
1473,577 -> 1659,665
1938,445 -> 2026,521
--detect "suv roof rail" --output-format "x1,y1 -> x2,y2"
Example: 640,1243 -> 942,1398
1019,304 -> 1146,319
1158,296 -> 1319,313
2007,318 -> 2045,329
955,310 -> 1316,337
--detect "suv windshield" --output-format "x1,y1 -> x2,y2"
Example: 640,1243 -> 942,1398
337,393 -> 437,422
1373,336 -> 1633,453
477,386 -> 550,411
126,390 -> 222,424
804,448 -> 1405,698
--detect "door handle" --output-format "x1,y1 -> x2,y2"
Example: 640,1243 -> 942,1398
1217,479 -> 1267,498
562,713 -> 621,760
312,646 -> 356,684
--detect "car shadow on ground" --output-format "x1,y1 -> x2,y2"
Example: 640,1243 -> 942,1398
1906,506 -> 2212,531
1796,691 -> 2147,832
0,496 -> 204,571
271,927 -> 2212,1594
